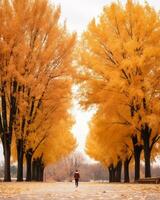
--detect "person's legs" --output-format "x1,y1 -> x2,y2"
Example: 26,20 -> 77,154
77,179 -> 79,187
75,179 -> 78,187
75,179 -> 77,187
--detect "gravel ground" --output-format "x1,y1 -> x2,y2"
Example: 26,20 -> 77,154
0,182 -> 160,200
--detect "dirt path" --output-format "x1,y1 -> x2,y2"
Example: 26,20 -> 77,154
0,182 -> 159,199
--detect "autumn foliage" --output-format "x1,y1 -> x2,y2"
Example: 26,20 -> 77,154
78,0 -> 160,182
0,0 -> 76,181
1,0 -> 160,184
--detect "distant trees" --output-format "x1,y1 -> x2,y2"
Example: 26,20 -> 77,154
49,152 -> 84,181
0,0 -> 76,182
63,152 -> 84,180
45,152 -> 108,182
78,0 -> 160,182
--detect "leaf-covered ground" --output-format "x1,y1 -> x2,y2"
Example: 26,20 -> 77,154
0,182 -> 159,200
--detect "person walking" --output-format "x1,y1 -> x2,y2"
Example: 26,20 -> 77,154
74,170 -> 80,187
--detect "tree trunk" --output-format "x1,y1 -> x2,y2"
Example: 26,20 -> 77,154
35,158 -> 44,182
132,135 -> 142,181
108,164 -> 116,182
141,123 -> 152,178
2,81 -> 17,182
17,139 -> 24,181
3,136 -> 11,182
143,134 -> 151,178
108,167 -> 112,182
124,158 -> 130,183
35,160 -> 39,181
144,150 -> 151,178
1,86 -> 11,182
40,162 -> 44,181
109,164 -> 116,183
26,149 -> 33,181
134,147 -> 142,181
37,159 -> 41,181
32,159 -> 36,181
115,160 -> 122,182
40,167 -> 44,181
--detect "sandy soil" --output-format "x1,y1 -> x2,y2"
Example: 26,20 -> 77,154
0,182 -> 160,200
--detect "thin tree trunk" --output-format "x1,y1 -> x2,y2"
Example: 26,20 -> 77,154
4,137 -> 11,182
17,139 -> 24,181
124,158 -> 130,183
35,160 -> 38,181
37,158 -> 41,181
34,155 -> 44,182
143,137 -> 151,178
115,160 -> 122,182
26,149 -> 33,181
141,123 -> 152,178
2,81 -> 17,182
132,135 -> 142,181
144,151 -> 151,177
40,164 -> 44,181
36,158 -> 44,181
1,85 -> 11,182
108,167 -> 112,182
108,164 -> 116,182
134,147 -> 142,181
32,159 -> 36,181
39,159 -> 44,182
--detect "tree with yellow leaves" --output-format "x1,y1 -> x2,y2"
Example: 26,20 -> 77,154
0,0 -> 76,181
86,107 -> 133,182
31,117 -> 76,181
79,0 -> 160,180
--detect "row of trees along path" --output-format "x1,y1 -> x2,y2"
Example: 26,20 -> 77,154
1,0 -> 160,184
0,0 -> 76,182
78,0 -> 160,182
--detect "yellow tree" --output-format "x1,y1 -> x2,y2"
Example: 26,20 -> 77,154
86,107 -> 133,182
23,91 -> 76,182
79,0 -> 160,179
0,0 -> 76,181
31,117 -> 76,181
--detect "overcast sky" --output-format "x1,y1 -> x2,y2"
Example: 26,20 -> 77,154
53,0 -> 159,33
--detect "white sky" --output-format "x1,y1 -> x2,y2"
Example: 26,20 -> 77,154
52,0 -> 159,155
71,86 -> 96,161
53,0 -> 159,33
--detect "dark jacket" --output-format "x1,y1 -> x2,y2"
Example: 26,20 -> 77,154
74,172 -> 80,180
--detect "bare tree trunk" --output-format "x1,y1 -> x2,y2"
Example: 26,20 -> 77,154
124,158 -> 130,183
37,158 -> 41,181
4,136 -> 11,182
108,167 -> 112,182
1,81 -> 17,182
26,149 -> 33,181
32,159 -> 36,181
40,165 -> 44,182
115,160 -> 122,182
134,147 -> 142,181
17,139 -> 24,181
1,86 -> 11,182
132,135 -> 142,181
35,157 -> 44,182
141,123 -> 152,178
144,150 -> 151,178
108,164 -> 116,182
39,159 -> 44,182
